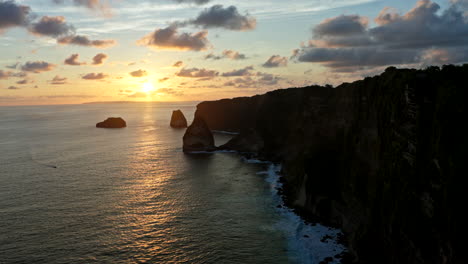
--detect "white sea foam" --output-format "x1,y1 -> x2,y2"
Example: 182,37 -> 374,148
250,160 -> 347,264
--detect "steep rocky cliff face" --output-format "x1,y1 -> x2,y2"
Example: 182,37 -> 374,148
194,65 -> 468,263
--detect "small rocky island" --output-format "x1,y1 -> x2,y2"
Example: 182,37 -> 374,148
183,116 -> 215,152
170,110 -> 188,128
96,117 -> 126,128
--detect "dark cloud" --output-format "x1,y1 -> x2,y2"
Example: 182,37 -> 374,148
205,49 -> 247,60
257,72 -> 281,85
173,0 -> 210,5
30,16 -> 75,37
50,75 -> 67,84
82,72 -> 107,80
58,35 -> 116,48
189,5 -> 256,31
173,61 -> 184,67
262,55 -> 288,68
293,0 -> 468,71
16,79 -> 29,84
64,54 -> 85,65
137,25 -> 210,51
130,69 -> 148,77
0,1 -> 31,32
176,67 -> 219,78
221,66 -> 254,77
21,61 -> 55,73
159,77 -> 170,82
92,53 -> 107,65
7,86 -> 19,90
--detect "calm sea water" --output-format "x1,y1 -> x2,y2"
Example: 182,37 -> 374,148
0,102 -> 344,264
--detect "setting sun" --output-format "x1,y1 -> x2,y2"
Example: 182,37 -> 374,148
142,82 -> 155,93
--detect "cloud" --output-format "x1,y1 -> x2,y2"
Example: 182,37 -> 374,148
137,25 -> 210,51
29,16 -> 75,37
52,0 -> 111,15
0,70 -> 11,79
82,72 -> 107,80
292,0 -> 468,71
21,61 -> 55,73
189,5 -> 256,31
92,53 -> 107,65
176,67 -> 219,78
16,79 -> 29,84
1,70 -> 27,79
127,92 -> 147,98
173,0 -> 210,5
7,86 -> 19,90
130,69 -> 147,77
205,49 -> 247,60
223,71 -> 282,88
64,54 -> 85,65
221,66 -> 254,77
6,63 -> 19,69
156,88 -> 183,96
257,72 -> 282,85
159,77 -> 170,82
262,55 -> 288,68
0,1 -> 32,32
58,35 -> 116,48
173,61 -> 184,67
50,75 -> 67,84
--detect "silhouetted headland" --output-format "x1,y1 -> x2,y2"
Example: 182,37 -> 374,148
96,117 -> 127,128
184,65 -> 468,263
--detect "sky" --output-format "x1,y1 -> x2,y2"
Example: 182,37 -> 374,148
0,0 -> 467,105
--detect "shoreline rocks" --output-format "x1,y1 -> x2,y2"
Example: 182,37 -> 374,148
170,110 -> 188,128
183,116 -> 215,152
96,117 -> 126,128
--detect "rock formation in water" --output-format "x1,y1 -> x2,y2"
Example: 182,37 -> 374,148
194,65 -> 468,263
96,117 -> 126,128
170,110 -> 188,128
183,116 -> 215,152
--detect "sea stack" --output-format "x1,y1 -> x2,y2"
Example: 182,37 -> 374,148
96,117 -> 126,128
170,110 -> 188,128
183,116 -> 215,152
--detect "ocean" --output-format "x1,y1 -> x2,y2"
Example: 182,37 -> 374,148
0,102 -> 345,264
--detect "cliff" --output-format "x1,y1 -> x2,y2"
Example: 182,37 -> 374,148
194,65 -> 468,263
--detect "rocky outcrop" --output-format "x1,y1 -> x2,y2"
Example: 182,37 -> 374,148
193,65 -> 468,263
183,116 -> 215,152
219,128 -> 264,153
96,117 -> 126,128
170,110 -> 188,128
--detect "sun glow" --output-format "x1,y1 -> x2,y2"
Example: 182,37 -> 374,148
142,82 -> 155,93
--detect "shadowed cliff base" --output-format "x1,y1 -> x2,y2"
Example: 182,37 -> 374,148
192,65 -> 468,263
